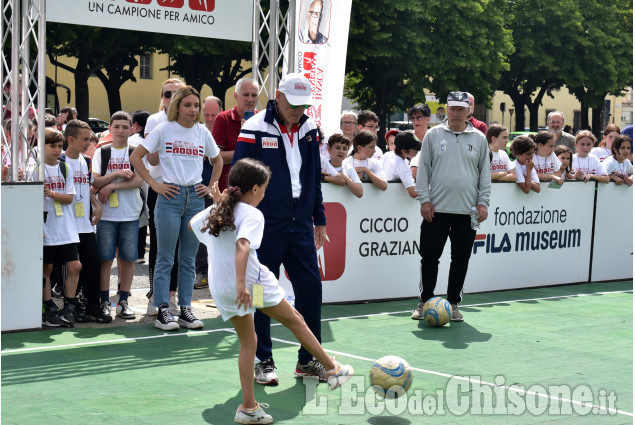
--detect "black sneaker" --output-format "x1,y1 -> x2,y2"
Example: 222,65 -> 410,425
84,302 -> 113,323
42,304 -> 63,327
155,305 -> 179,331
255,358 -> 278,386
60,303 -> 77,327
178,306 -> 204,329
294,359 -> 327,381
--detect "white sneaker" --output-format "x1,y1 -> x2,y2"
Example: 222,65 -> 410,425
169,293 -> 179,316
411,301 -> 425,320
234,402 -> 272,424
326,360 -> 354,390
146,296 -> 158,316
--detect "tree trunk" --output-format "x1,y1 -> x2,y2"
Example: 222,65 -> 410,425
376,79 -> 387,152
74,69 -> 91,122
504,88 -> 526,131
579,99 -> 589,131
591,107 -> 603,140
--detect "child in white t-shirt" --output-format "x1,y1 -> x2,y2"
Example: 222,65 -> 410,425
342,130 -> 387,191
320,155 -> 345,186
63,120 -> 112,324
42,128 -> 81,328
510,136 -> 540,194
327,134 -> 362,198
555,146 -> 575,180
602,135 -> 633,186
572,130 -> 609,184
189,158 -> 353,424
92,111 -> 144,320
486,124 -> 516,182
531,131 -> 564,185
382,131 -> 420,198
590,124 -> 620,162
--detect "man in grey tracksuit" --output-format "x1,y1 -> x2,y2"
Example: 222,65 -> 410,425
412,91 -> 491,322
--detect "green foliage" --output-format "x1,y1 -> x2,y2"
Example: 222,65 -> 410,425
345,0 -> 512,140
152,34 -> 257,101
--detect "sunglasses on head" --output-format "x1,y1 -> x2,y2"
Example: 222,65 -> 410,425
162,91 -> 175,99
290,104 -> 310,110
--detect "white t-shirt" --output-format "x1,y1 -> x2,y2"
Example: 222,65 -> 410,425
92,145 -> 143,222
190,203 -> 285,321
333,161 -> 362,184
533,152 -> 562,175
64,155 -> 94,234
572,154 -> 608,176
490,150 -> 514,173
590,147 -> 611,162
142,121 -> 220,186
128,133 -> 144,147
144,110 -> 167,181
410,152 -> 420,169
348,145 -> 384,162
44,162 -> 79,246
320,155 -> 338,177
342,156 -> 386,183
280,130 -> 302,198
513,160 -> 540,184
382,151 -> 415,188
601,156 -> 633,180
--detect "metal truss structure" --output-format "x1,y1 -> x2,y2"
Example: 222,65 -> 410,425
252,0 -> 295,108
1,0 -> 287,179
2,0 -> 46,182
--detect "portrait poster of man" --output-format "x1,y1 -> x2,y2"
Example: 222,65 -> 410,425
299,0 -> 331,45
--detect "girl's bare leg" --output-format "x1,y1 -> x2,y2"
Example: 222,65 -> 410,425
230,314 -> 258,409
260,299 -> 336,371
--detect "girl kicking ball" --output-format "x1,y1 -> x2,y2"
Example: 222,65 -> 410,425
190,158 -> 353,424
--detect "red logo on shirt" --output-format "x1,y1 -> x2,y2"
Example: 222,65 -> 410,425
317,202 -> 346,281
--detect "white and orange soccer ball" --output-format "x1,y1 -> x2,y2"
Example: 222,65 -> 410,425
369,355 -> 413,399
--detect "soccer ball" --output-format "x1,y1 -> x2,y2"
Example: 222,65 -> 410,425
423,296 -> 452,326
369,355 -> 413,399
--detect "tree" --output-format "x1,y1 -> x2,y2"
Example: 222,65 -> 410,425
500,0 -> 586,131
47,24 -> 155,119
565,0 -> 633,136
154,34 -> 257,103
345,0 -> 512,147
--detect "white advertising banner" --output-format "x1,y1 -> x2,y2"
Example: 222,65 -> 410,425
46,0 -> 254,42
279,182 -> 603,303
294,0 -> 352,137
591,184 -> 633,281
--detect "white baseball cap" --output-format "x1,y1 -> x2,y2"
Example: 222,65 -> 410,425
278,73 -> 313,106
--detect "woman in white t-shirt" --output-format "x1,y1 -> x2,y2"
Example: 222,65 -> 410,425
189,158 -> 353,424
131,86 -> 223,331
143,78 -> 184,315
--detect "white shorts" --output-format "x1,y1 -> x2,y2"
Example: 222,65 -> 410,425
210,264 -> 285,321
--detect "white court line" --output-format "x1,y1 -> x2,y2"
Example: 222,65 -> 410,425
269,336 -> 634,417
2,289 -> 632,355
3,289 -> 633,416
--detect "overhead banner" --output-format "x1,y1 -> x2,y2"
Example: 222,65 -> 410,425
46,0 -> 254,42
294,0 -> 352,136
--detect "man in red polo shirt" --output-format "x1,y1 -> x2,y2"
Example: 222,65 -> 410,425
467,92 -> 488,135
212,78 -> 259,191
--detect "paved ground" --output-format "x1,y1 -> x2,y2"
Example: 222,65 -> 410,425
51,235 -> 223,330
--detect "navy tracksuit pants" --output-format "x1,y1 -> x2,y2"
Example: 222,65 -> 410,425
255,231 -> 322,364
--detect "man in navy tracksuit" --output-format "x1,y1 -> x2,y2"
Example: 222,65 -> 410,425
232,73 -> 327,385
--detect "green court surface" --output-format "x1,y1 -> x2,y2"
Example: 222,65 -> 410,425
2,281 -> 632,424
